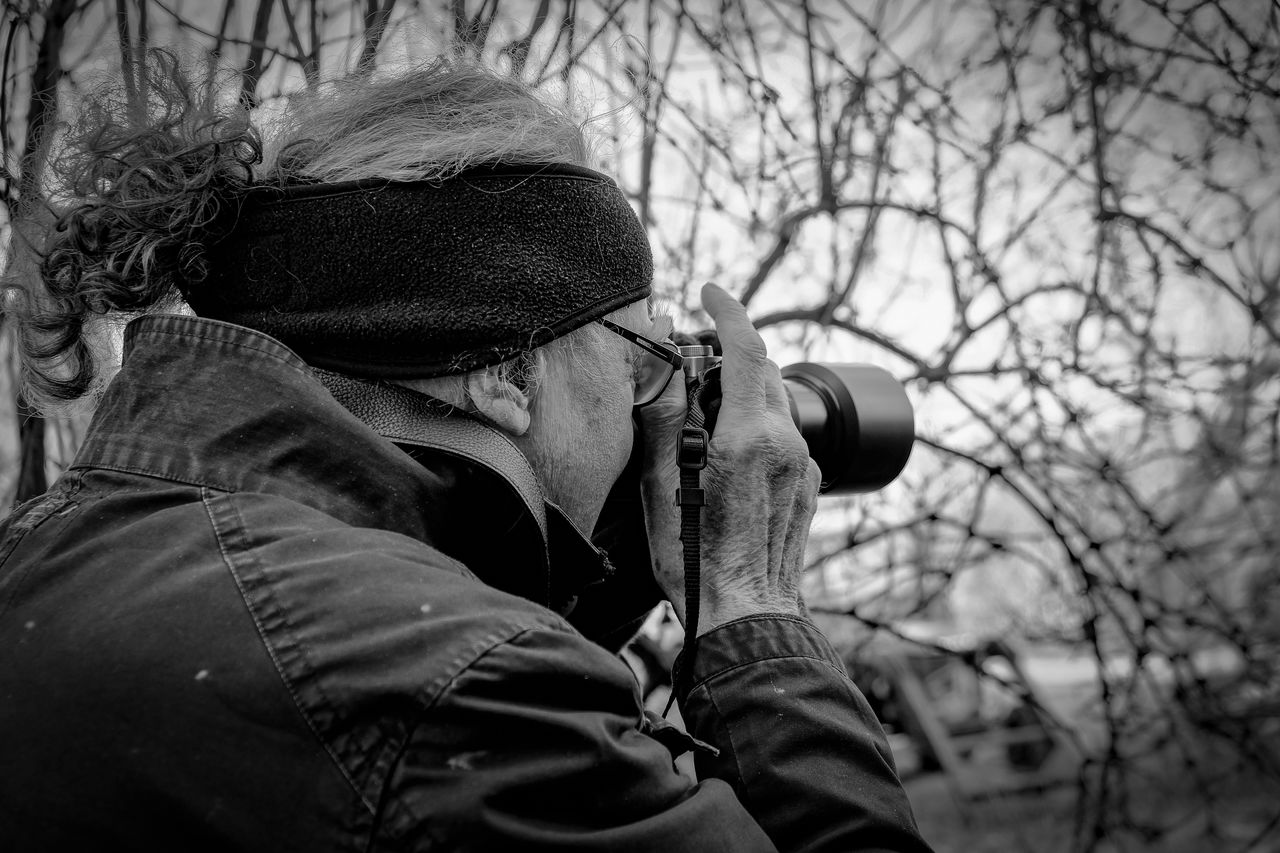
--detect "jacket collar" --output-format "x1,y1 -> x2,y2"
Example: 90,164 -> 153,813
72,314 -> 612,613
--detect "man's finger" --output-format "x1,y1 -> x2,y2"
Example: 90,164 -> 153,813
701,282 -> 767,416
762,358 -> 788,414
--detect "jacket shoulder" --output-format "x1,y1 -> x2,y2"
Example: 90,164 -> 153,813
203,489 -> 577,808
205,487 -> 561,631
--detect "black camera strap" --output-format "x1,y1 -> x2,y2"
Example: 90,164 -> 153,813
670,382 -> 712,704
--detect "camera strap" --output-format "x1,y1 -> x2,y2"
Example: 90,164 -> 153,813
312,367 -> 550,542
671,383 -> 712,703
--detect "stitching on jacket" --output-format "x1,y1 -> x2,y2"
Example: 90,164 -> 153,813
413,623 -> 555,713
201,487 -> 376,815
369,624 -> 565,844
365,621 -> 583,847
68,461 -> 239,494
134,325 -> 309,372
0,476 -> 84,616
685,654 -> 848,696
706,688 -> 746,790
363,614 -> 556,840
69,458 -> 241,491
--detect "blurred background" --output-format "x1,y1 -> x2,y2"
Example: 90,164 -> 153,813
2,1 -> 1278,850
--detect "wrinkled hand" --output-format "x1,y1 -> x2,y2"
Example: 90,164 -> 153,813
638,283 -> 821,635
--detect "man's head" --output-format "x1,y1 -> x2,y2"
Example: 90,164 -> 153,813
404,299 -> 675,533
16,53 -> 659,531
246,60 -> 662,532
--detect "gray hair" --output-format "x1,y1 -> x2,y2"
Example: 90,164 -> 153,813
263,59 -> 591,183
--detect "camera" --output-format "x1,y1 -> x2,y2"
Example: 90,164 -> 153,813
677,343 -> 915,494
575,342 -> 915,648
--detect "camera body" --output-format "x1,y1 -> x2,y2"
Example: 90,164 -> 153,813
677,344 -> 915,494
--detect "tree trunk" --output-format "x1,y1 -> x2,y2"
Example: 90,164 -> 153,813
12,0 -> 77,505
240,0 -> 277,107
13,391 -> 45,505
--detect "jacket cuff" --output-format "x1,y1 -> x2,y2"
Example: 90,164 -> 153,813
672,613 -> 847,702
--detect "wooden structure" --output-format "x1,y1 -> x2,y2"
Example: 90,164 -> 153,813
841,628 -> 1080,802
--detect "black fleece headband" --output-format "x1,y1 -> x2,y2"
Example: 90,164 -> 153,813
191,163 -> 652,377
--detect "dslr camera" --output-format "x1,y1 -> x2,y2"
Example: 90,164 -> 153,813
676,335 -> 914,494
573,335 -> 916,647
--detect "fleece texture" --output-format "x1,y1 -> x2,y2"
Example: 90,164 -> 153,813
191,163 -> 653,377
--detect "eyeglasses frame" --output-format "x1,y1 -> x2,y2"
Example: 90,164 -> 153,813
596,317 -> 684,406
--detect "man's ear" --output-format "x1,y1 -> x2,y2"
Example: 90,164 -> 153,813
466,358 -> 537,436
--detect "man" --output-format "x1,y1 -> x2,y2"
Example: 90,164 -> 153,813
0,56 -> 933,852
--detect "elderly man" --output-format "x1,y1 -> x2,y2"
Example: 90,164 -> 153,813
0,55 -> 932,852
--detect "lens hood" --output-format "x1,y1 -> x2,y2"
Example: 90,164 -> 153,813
781,363 -> 914,494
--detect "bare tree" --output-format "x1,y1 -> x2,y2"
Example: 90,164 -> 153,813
2,0 -> 81,503
2,1 -> 1278,848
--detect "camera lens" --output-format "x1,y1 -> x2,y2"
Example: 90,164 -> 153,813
781,363 -> 915,494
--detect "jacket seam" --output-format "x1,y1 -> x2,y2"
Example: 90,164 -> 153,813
129,322 -> 309,373
69,461 -> 238,494
416,623 -> 556,712
200,487 -> 375,815
706,688 -> 746,790
0,476 -> 84,616
368,624 -> 568,844
706,613 -> 818,632
673,614 -> 833,692
685,653 -> 848,697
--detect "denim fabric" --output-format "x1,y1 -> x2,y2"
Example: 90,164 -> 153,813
0,315 -> 931,852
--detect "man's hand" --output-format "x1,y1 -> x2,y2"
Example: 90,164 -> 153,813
638,282 -> 821,635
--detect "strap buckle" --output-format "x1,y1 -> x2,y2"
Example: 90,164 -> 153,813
677,426 -> 709,470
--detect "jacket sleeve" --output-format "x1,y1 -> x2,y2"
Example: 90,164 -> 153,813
372,622 -> 777,852
676,614 -> 934,853
373,616 -> 932,853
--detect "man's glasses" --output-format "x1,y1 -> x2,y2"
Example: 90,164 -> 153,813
597,318 -> 684,407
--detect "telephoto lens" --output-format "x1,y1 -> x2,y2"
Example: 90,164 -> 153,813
780,362 -> 914,494
678,343 -> 915,494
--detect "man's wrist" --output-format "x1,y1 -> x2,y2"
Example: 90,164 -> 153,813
673,612 -> 842,700
698,594 -> 804,636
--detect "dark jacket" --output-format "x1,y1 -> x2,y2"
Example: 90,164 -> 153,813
0,314 -> 932,853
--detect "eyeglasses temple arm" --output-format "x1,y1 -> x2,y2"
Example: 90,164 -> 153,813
598,318 -> 684,368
